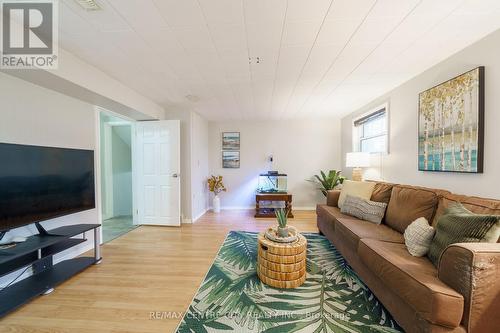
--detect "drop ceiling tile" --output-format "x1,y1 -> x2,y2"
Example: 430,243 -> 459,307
243,0 -> 287,24
153,0 -> 206,27
301,44 -> 344,77
60,2 -> 97,35
282,20 -> 322,47
110,0 -> 168,29
62,0 -> 131,32
316,18 -> 364,46
349,17 -> 405,45
246,22 -> 283,50
368,0 -> 421,19
326,0 -> 377,20
209,24 -> 248,50
286,0 -> 332,21
170,26 -> 217,52
198,0 -> 244,25
57,0 -> 500,120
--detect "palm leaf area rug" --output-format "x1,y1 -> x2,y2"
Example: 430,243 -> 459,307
176,231 -> 402,333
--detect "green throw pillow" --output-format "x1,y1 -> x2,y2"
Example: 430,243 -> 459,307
427,203 -> 500,266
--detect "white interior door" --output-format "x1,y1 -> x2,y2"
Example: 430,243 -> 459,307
135,120 -> 180,226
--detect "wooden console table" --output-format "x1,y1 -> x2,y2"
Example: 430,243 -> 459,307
255,193 -> 293,218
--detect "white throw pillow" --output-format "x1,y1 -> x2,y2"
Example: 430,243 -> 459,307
404,217 -> 435,257
338,180 -> 376,209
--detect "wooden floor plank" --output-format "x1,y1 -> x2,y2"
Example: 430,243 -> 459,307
0,210 -> 318,333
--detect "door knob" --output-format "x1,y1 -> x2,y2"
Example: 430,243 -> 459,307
172,173 -> 179,178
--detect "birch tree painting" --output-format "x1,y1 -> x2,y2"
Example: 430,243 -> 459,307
418,67 -> 484,173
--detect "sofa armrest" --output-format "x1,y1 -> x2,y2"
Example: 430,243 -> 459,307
326,190 -> 341,207
438,243 -> 500,333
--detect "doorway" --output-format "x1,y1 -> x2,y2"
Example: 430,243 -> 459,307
100,112 -> 136,242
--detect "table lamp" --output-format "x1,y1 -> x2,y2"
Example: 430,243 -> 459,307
346,152 -> 370,181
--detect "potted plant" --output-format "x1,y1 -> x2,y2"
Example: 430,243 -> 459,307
208,175 -> 226,213
308,170 -> 346,197
275,208 -> 290,237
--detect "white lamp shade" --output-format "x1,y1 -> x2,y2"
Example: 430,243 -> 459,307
346,152 -> 370,168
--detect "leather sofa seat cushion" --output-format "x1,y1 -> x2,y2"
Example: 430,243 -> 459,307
317,205 -> 352,223
358,239 -> 464,328
370,182 -> 395,204
335,217 -> 404,252
385,185 -> 442,233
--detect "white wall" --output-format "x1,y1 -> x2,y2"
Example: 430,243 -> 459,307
208,120 -> 342,209
164,109 -> 192,222
0,72 -> 98,287
191,112 -> 210,221
164,109 -> 210,222
341,29 -> 500,199
111,126 -> 132,216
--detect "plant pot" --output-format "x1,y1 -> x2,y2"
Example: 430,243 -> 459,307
277,226 -> 289,238
213,195 -> 221,213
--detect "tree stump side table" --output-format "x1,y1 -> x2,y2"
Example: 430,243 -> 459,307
257,233 -> 307,289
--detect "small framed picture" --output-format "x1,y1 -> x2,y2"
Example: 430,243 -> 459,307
222,132 -> 240,151
222,151 -> 240,168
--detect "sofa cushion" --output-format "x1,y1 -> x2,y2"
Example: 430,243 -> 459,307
404,217 -> 435,257
338,180 -> 376,209
385,185 -> 441,233
370,182 -> 395,204
433,193 -> 500,226
335,217 -> 404,252
358,239 -> 464,328
316,205 -> 351,231
427,203 -> 500,266
340,195 -> 387,224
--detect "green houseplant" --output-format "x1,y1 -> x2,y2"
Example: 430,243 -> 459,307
309,170 -> 346,197
275,208 -> 290,237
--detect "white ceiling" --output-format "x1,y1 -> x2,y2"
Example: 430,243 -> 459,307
59,0 -> 500,120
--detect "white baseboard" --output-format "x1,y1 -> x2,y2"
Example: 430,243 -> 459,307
193,208 -> 210,222
182,218 -> 192,224
210,206 -> 317,211
219,206 -> 255,210
293,206 -> 316,210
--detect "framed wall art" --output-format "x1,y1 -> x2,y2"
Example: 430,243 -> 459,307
222,151 -> 240,169
418,67 -> 484,173
222,132 -> 240,151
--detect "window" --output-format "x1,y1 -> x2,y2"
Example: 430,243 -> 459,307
353,104 -> 388,154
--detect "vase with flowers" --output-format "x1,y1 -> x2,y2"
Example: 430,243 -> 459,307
207,175 -> 226,213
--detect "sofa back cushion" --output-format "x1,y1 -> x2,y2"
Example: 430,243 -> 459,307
427,203 -> 500,266
433,193 -> 500,242
338,180 -> 376,209
385,185 -> 442,233
370,182 -> 395,204
433,193 -> 500,223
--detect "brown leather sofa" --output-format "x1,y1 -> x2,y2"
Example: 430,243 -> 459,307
316,182 -> 500,333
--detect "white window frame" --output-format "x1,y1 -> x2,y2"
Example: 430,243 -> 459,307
352,102 -> 389,154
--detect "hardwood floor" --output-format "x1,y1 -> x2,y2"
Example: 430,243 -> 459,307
0,210 -> 319,333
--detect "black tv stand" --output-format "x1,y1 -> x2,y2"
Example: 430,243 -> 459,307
0,224 -> 101,318
34,221 -> 56,236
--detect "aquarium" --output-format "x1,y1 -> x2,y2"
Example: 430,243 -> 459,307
257,172 -> 287,193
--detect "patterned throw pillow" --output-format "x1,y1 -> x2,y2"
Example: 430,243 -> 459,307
427,203 -> 500,266
404,217 -> 435,257
338,180 -> 376,209
340,195 -> 387,224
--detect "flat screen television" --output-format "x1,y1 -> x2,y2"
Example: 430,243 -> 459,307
0,143 -> 95,233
